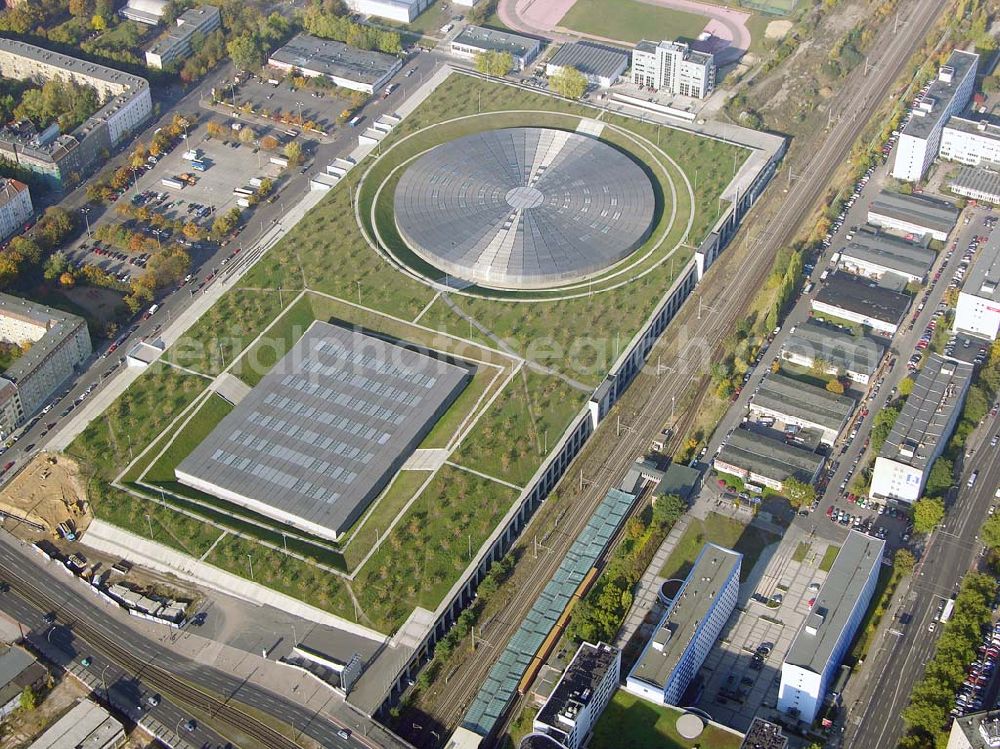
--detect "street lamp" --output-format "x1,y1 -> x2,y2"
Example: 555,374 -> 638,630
81,207 -> 92,239
246,553 -> 254,581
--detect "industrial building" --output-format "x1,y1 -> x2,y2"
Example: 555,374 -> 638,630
119,0 -> 167,25
346,0 -> 431,23
892,50 -> 979,182
871,354 -> 974,503
949,165 -> 1000,205
780,319 -> 886,385
940,115 -> 1000,167
630,40 -> 716,99
176,321 -> 471,542
0,39 -> 152,190
955,231 -> 1000,339
748,372 -> 854,445
947,709 -> 1000,749
0,645 -> 46,719
529,642 -> 620,749
811,272 -> 912,335
740,718 -> 788,749
28,699 -> 125,749
778,531 -> 884,725
394,127 -> 655,289
450,26 -> 541,71
545,41 -> 629,88
268,34 -> 403,94
0,294 -> 91,439
713,428 -> 824,492
867,191 -> 959,242
836,229 -> 936,284
145,5 -> 221,69
0,179 -> 32,241
625,543 -> 741,706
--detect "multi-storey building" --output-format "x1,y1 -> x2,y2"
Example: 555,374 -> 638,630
0,293 -> 91,438
145,5 -> 222,69
940,116 -> 1000,167
0,179 -> 32,241
630,40 -> 716,99
625,543 -> 741,706
527,642 -> 620,749
954,229 -> 1000,340
870,354 -> 973,503
892,50 -> 979,182
0,39 -> 151,190
778,531 -> 884,724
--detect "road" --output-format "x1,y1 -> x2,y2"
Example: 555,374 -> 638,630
0,529 -> 408,749
410,0 -> 948,742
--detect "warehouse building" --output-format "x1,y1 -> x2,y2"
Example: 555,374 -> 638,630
0,39 -> 152,189
0,293 -> 91,439
811,272 -> 912,335
836,229 -> 936,284
871,354 -> 973,503
0,179 -> 32,242
713,428 -> 824,492
28,699 -> 125,749
748,372 -> 854,445
546,41 -> 629,88
268,34 -> 403,94
450,26 -> 541,71
630,40 -> 716,99
949,165 -> 1000,205
867,191 -> 959,243
940,115 -> 1000,167
145,5 -> 221,69
781,319 -> 886,385
947,709 -> 1000,749
347,0 -> 431,23
955,231 -> 1000,339
176,321 -> 471,542
778,531 -> 884,725
892,50 -> 979,182
0,645 -> 46,719
625,543 -> 741,706
529,642 -> 620,749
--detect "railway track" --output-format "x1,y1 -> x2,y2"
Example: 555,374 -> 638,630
422,0 -> 948,742
2,560 -> 303,749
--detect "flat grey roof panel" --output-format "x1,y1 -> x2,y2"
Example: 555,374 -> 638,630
812,272 -> 911,325
269,33 -> 400,86
868,191 -> 958,235
901,50 -> 978,140
547,41 -> 629,80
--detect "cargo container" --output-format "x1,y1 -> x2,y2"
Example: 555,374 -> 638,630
161,178 -> 184,189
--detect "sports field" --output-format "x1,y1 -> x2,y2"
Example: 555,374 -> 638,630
68,72 -> 748,634
559,0 -> 709,43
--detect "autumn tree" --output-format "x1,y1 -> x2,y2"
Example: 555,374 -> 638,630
549,66 -> 588,99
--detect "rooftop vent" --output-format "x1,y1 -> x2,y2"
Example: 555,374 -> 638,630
940,65 -> 955,83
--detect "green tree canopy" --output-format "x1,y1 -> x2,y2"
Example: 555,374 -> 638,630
474,50 -> 514,78
227,34 -> 266,71
924,457 -> 954,497
549,66 -> 588,99
870,405 -> 901,453
982,513 -> 1000,552
782,476 -> 816,509
894,548 -> 916,577
913,497 -> 945,534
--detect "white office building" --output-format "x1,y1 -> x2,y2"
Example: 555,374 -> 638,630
347,0 -> 430,22
950,165 -> 1000,205
778,531 -> 884,725
940,116 -> 1000,168
0,179 -> 32,241
450,26 -> 541,71
955,231 -> 1000,339
892,50 -> 979,182
947,709 -> 1000,749
630,40 -> 716,99
870,354 -> 973,503
528,643 -> 620,749
145,5 -> 221,69
625,543 -> 741,706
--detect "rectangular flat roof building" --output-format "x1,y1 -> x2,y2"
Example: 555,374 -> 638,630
867,191 -> 959,242
740,718 -> 789,749
948,709 -> 1000,749
347,0 -> 429,23
778,531 -> 884,725
625,543 -> 741,706
145,5 -> 221,69
940,115 -> 1000,168
780,319 -> 886,385
811,272 -> 912,335
713,428 -> 824,492
871,353 -> 973,503
450,26 -> 541,71
177,321 -> 471,541
28,699 -> 125,749
950,165 -> 1000,206
837,228 -> 936,284
954,227 -> 1000,339
545,41 -> 629,88
749,372 -> 855,445
268,34 -> 403,94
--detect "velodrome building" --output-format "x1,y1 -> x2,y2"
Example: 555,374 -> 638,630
175,321 -> 472,542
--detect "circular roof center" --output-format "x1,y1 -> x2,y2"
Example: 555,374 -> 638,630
505,185 -> 544,210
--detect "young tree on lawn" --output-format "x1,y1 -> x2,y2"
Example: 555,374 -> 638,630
549,66 -> 588,99
284,140 -> 303,166
913,497 -> 945,534
782,477 -> 816,509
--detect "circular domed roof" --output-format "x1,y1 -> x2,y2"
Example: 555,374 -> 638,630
393,127 -> 656,290
676,713 -> 705,739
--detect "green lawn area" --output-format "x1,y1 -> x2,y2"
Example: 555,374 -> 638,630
559,0 -> 709,43
659,512 -> 777,582
342,470 -> 430,569
234,293 -> 316,386
819,544 -> 841,572
591,690 -> 743,749
143,394 -> 234,483
792,541 -> 810,563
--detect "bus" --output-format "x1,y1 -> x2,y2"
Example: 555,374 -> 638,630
940,597 -> 955,623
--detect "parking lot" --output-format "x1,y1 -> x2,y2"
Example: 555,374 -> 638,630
226,74 -> 350,135
694,533 -> 839,731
